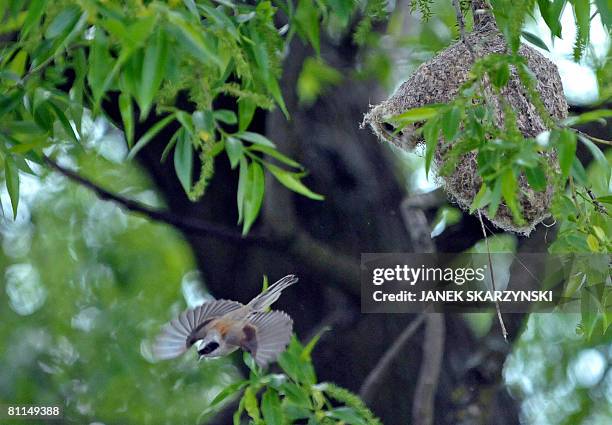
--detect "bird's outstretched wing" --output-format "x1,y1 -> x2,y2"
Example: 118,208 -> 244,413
152,300 -> 244,360
241,310 -> 293,367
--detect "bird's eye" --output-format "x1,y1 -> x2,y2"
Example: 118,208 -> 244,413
198,342 -> 219,355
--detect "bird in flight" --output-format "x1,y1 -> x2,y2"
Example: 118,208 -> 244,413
152,274 -> 297,367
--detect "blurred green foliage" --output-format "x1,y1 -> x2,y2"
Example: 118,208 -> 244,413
505,313 -> 612,424
0,149 -> 240,423
297,58 -> 343,105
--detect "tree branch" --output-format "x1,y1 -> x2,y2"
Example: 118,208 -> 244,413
43,155 -> 260,244
43,155 -> 362,294
400,194 -> 445,425
412,313 -> 445,425
359,312 -> 427,404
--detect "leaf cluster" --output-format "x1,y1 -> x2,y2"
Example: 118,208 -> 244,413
0,0 -> 387,232
200,334 -> 381,425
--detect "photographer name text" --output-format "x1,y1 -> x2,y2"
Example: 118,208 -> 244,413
373,289 -> 553,303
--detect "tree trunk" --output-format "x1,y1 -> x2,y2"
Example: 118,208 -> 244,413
124,32 -> 533,425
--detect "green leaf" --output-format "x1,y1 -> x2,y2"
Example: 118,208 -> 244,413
423,118 -> 440,178
326,407 -> 367,425
243,387 -> 261,422
501,168 -> 524,224
128,114 -> 176,160
242,162 -> 265,235
175,110 -> 195,135
183,0 -> 199,17
8,50 -> 28,78
124,15 -> 157,49
525,166 -> 547,191
261,389 -> 283,425
563,109 -> 612,126
595,0 -> 612,32
213,381 -> 247,408
243,351 -> 259,374
389,106 -> 440,126
0,91 -> 22,118
470,184 -> 491,213
586,234 -> 599,252
265,163 -> 324,200
237,158 -> 248,224
441,106 -> 461,141
488,177 -> 503,218
592,226 -> 606,242
32,100 -> 55,131
238,98 -> 256,132
537,0 -> 565,38
596,195 -> 612,205
570,157 -> 588,186
297,58 -> 343,104
197,379 -> 249,423
280,382 -> 312,408
198,3 -> 239,38
301,328 -> 326,361
557,129 -> 577,179
266,77 -> 289,119
167,12 -> 223,69
214,109 -> 238,125
193,109 -> 215,134
119,93 -> 134,148
4,156 -> 20,219
238,132 -> 276,148
581,286 -> 602,339
521,31 -> 549,51
246,22 -> 289,118
250,145 -> 301,168
174,130 -> 193,193
22,0 -> 47,38
577,133 -> 610,181
489,60 -> 511,89
45,6 -> 80,39
48,101 -> 79,144
138,29 -> 168,119
88,29 -> 113,107
294,0 -> 321,55
571,0 -> 590,61
234,393 -> 245,425
225,137 -> 244,169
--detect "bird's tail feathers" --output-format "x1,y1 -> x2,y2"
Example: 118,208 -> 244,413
247,274 -> 298,311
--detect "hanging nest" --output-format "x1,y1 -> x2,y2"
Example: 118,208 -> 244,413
362,9 -> 568,236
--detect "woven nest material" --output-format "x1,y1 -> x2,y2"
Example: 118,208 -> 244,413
362,17 -> 568,236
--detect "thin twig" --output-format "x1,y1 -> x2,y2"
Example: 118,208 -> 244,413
477,210 -> 508,341
452,0 -> 476,60
575,129 -> 612,147
43,155 -> 260,244
481,220 -> 543,285
359,312 -> 427,404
